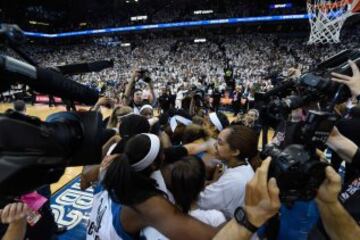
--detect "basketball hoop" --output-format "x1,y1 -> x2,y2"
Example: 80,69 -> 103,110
307,0 -> 359,44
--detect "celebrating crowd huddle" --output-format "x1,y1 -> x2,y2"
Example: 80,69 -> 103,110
1,26 -> 360,240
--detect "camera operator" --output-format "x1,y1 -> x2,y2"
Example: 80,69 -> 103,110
330,60 -> 360,182
306,127 -> 360,240
211,87 -> 222,112
306,59 -> 360,240
123,69 -> 157,114
232,85 -> 243,116
158,87 -> 172,114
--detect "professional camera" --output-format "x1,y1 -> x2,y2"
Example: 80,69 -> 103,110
258,49 -> 360,204
261,110 -> 337,204
139,69 -> 152,83
0,110 -> 103,198
0,24 -> 103,200
256,49 -> 360,126
262,144 -> 328,204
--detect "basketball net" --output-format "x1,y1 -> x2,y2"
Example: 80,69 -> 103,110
307,0 -> 359,44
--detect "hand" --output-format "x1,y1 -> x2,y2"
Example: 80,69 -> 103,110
316,166 -> 342,205
288,67 -> 301,79
331,60 -> 360,98
0,203 -> 31,224
244,157 -> 280,227
96,97 -> 112,107
212,163 -> 225,182
131,69 -> 142,82
205,138 -> 217,153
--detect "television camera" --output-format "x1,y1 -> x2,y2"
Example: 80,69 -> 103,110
0,24 -> 103,203
257,49 -> 360,204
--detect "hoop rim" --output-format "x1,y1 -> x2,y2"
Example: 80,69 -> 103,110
307,0 -> 353,11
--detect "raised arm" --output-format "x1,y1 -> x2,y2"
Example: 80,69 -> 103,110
148,80 -> 158,106
123,70 -> 140,106
316,166 -> 360,240
326,127 -> 358,163
137,196 -> 216,240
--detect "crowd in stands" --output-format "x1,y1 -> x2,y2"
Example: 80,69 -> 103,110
1,25 -> 357,108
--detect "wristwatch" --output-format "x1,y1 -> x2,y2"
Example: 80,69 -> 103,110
356,94 -> 360,103
234,207 -> 259,233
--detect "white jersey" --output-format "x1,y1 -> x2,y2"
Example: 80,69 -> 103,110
87,186 -> 132,240
197,164 -> 254,219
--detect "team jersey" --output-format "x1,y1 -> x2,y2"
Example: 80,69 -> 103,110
86,186 -> 132,240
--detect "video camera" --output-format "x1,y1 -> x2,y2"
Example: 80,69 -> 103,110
257,49 -> 360,205
139,69 -> 152,83
0,24 -> 103,201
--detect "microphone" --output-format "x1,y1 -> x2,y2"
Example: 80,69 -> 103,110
0,55 -> 99,105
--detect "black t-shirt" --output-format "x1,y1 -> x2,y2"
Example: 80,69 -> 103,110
308,175 -> 360,240
159,94 -> 171,112
308,117 -> 360,239
336,118 -> 360,182
212,91 -> 221,104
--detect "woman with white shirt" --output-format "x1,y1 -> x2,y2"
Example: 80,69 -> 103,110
197,125 -> 259,219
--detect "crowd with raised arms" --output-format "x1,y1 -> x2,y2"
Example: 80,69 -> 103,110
0,26 -> 357,106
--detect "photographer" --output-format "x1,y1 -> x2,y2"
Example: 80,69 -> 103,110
123,69 -> 157,114
305,59 -> 360,240
158,88 -> 172,114
331,60 -> 360,182
309,127 -> 360,239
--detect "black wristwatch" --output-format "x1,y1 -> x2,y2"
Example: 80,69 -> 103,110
356,94 -> 360,103
234,207 -> 259,233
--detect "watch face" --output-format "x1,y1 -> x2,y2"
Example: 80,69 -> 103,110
235,207 -> 246,222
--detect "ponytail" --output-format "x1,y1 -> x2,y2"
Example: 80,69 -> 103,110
102,154 -> 160,206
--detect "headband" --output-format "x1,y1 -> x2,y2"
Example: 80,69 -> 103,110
140,104 -> 153,113
131,133 -> 160,172
209,112 -> 223,132
117,112 -> 135,120
169,115 -> 192,132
